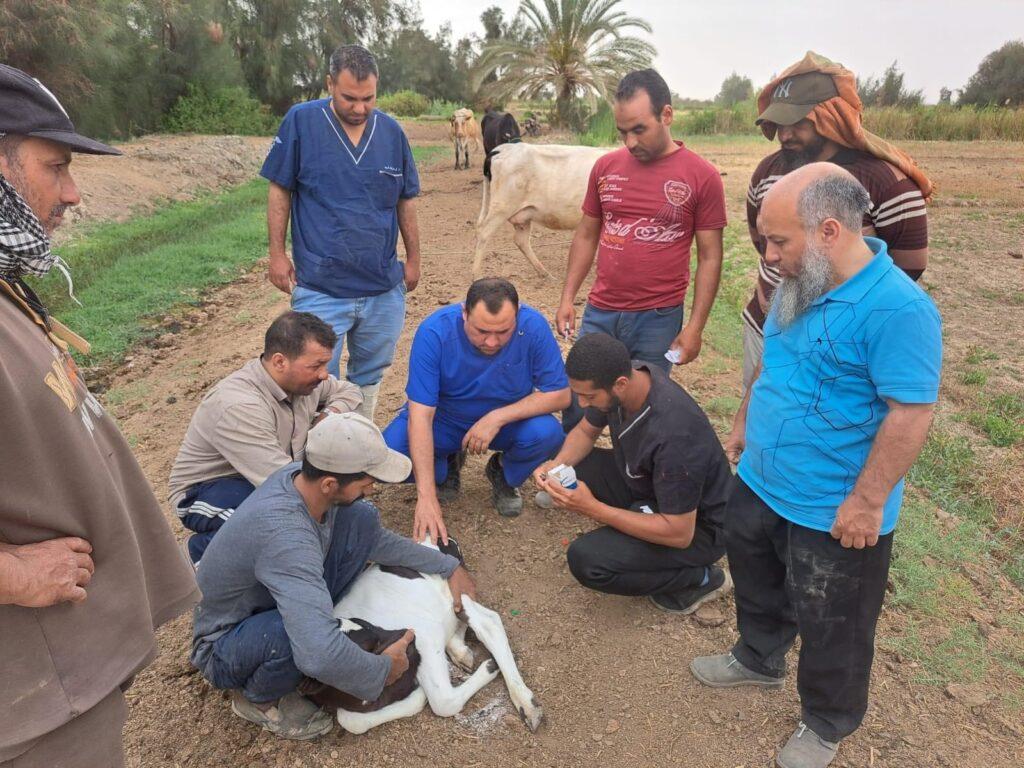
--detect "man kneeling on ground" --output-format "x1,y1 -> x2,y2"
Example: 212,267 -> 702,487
169,311 -> 362,565
536,333 -> 732,614
383,278 -> 570,543
191,413 -> 475,739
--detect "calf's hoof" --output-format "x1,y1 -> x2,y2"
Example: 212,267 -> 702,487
518,696 -> 544,733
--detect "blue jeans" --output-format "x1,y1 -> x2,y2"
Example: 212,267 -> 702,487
291,282 -> 406,384
562,302 -> 685,431
382,408 -> 564,488
579,302 -> 684,371
177,476 -> 255,563
199,500 -> 380,704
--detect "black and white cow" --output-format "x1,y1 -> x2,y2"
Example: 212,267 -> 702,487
304,539 -> 543,734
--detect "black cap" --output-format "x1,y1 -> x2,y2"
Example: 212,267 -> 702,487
0,64 -> 120,155
755,72 -> 840,127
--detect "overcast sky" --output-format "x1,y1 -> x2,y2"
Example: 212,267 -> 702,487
417,0 -> 1024,102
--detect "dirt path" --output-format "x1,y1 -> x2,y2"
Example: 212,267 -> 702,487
62,127 -> 1024,767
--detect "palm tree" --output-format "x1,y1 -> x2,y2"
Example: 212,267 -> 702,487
472,0 -> 655,128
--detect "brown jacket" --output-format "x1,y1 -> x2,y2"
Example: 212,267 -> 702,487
0,281 -> 199,759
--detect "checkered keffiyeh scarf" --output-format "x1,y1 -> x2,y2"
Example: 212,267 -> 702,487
0,171 -> 54,279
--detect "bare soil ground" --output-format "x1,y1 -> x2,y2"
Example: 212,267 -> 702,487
61,125 -> 1024,767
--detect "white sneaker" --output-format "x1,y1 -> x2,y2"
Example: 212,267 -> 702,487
534,490 -> 554,509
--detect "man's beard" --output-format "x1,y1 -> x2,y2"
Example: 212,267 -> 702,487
770,244 -> 834,328
4,161 -> 65,233
778,135 -> 828,171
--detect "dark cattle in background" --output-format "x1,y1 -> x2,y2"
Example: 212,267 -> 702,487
481,111 -> 522,179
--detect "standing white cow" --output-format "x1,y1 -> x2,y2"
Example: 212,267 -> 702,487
474,142 -> 613,277
304,538 -> 543,734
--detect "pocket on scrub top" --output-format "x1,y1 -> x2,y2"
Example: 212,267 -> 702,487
491,358 -> 530,402
369,170 -> 402,209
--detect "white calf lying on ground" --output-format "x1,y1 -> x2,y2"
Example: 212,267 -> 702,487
304,539 -> 543,734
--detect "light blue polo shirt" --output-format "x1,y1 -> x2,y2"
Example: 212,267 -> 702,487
260,102 -> 420,298
405,303 -> 569,427
738,238 -> 942,534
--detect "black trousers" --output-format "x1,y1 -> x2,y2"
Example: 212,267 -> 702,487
566,449 -> 725,596
727,478 -> 893,742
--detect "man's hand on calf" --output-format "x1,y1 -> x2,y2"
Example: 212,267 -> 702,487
381,629 -> 415,685
413,493 -> 448,546
447,565 -> 477,614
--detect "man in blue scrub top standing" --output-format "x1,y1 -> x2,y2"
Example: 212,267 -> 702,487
383,278 -> 571,543
261,44 -> 421,422
692,165 -> 942,768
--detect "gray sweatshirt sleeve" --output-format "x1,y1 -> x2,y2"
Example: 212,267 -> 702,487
369,528 -> 460,577
254,514 -> 390,701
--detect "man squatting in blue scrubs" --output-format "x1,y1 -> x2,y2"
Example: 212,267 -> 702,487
383,278 -> 571,543
260,44 -> 420,421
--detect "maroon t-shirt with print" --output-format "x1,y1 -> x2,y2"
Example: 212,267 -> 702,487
581,143 -> 727,311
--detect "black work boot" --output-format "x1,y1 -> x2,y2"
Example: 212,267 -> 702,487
485,453 -> 523,517
436,451 -> 466,503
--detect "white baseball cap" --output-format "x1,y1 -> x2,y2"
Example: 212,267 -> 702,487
305,412 -> 411,483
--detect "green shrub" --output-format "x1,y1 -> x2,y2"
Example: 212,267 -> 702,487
424,99 -> 466,117
378,90 -> 430,117
578,101 -> 618,146
165,85 -> 278,135
674,102 -> 760,136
